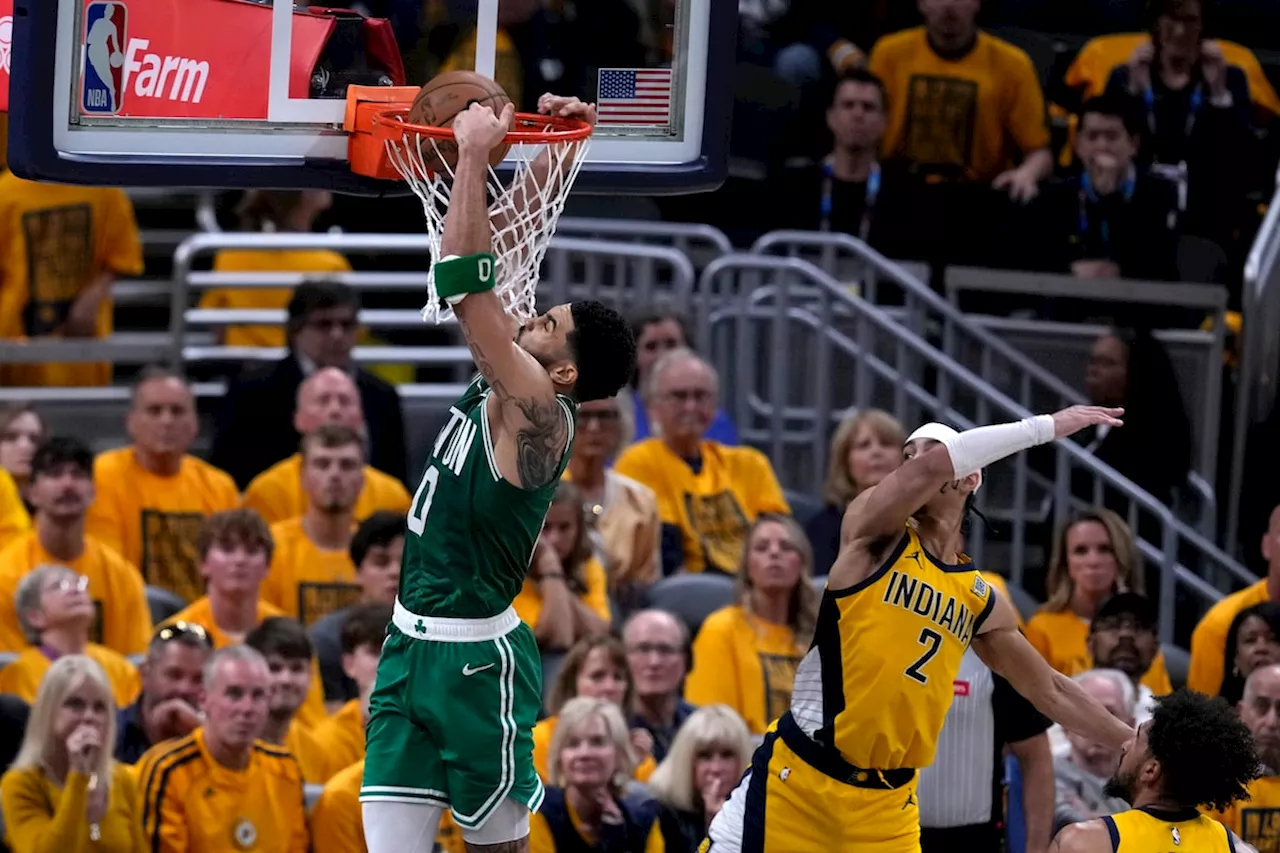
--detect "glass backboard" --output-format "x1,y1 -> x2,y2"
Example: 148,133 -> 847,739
2,0 -> 735,194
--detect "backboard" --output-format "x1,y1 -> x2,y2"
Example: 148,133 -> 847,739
2,0 -> 735,195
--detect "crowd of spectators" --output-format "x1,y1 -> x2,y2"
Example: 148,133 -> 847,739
2,0 -> 1280,851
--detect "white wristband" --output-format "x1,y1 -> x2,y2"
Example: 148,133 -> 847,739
941,415 -> 1055,479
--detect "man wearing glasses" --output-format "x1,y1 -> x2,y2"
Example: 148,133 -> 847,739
115,620 -> 212,764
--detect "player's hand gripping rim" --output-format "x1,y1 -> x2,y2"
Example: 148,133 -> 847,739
538,93 -> 599,127
453,101 -> 516,157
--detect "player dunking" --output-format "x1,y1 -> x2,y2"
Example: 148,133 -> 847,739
360,97 -> 636,852
705,413 -> 1138,852
1051,690 -> 1261,853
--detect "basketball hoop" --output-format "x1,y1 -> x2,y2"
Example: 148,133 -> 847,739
347,89 -> 592,325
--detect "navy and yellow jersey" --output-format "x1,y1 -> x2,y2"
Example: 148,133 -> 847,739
788,527 -> 995,770
1106,807 -> 1235,853
136,727 -> 310,853
1208,776 -> 1280,850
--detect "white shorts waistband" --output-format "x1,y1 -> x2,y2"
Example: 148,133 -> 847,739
392,598 -> 520,642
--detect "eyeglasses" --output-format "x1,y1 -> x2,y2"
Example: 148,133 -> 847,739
153,621 -> 213,648
47,574 -> 89,594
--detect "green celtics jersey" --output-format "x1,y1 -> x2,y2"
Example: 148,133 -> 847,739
399,374 -> 577,619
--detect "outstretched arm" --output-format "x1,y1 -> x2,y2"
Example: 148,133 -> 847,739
973,592 -> 1133,750
1049,819 -> 1114,852
441,102 -> 568,489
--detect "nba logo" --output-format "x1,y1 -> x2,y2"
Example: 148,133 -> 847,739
81,1 -> 127,115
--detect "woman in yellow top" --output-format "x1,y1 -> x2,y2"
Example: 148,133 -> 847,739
0,654 -> 146,853
1024,509 -> 1173,693
0,403 -> 43,507
646,705 -> 754,851
532,636 -> 657,783
529,697 -> 665,853
1217,601 -> 1280,704
515,482 -> 612,651
685,514 -> 820,734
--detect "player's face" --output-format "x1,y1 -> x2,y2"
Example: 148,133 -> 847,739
293,305 -> 358,369
1235,616 -> 1280,680
144,641 -> 207,707
0,411 -> 43,480
625,614 -> 688,698
903,439 -> 971,519
27,461 -> 94,521
635,319 -> 686,385
301,443 -> 365,512
540,502 -> 581,563
263,653 -> 311,717
53,677 -> 111,743
295,370 -> 364,434
128,378 -> 199,457
827,81 -> 885,152
576,399 -> 623,462
576,647 -> 629,708
1065,520 -> 1119,599
1104,721 -> 1151,803
202,540 -> 270,597
558,713 -> 618,789
357,536 -> 403,605
651,360 -> 716,445
745,521 -> 805,594
847,423 -> 900,491
203,658 -> 270,750
516,304 -> 576,369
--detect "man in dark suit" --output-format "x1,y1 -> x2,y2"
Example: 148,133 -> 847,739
211,281 -> 407,487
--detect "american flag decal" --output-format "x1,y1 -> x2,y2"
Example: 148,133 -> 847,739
597,68 -> 673,126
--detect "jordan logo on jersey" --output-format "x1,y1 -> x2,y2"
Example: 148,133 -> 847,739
882,570 -> 978,644
432,406 -> 477,476
1171,827 -> 1180,845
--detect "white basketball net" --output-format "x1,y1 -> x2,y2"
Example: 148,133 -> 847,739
382,123 -> 591,325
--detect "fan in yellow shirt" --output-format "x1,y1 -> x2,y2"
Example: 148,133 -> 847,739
868,9 -> 1052,191
310,760 -> 466,853
0,467 -> 31,548
136,647 -> 309,853
0,564 -> 140,707
614,350 -> 789,575
198,189 -> 347,348
260,425 -> 365,623
532,637 -> 658,782
0,174 -> 144,388
515,482 -> 612,651
1208,663 -> 1280,850
0,436 -> 151,654
1189,506 -> 1280,696
85,369 -> 240,604
684,516 -> 818,734
0,655 -> 147,853
158,508 -> 328,729
242,368 -> 411,525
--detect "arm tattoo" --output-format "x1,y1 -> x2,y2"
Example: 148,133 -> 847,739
512,396 -> 568,489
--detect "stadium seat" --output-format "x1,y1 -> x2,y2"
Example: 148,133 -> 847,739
784,490 -> 824,525
643,574 -> 737,639
0,651 -> 17,672
146,586 -> 188,626
304,783 -> 323,812
1161,643 -> 1191,689
1006,583 -> 1042,623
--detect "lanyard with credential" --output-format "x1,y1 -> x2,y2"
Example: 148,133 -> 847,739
1078,169 -> 1136,260
820,159 -> 881,240
1144,81 -> 1204,141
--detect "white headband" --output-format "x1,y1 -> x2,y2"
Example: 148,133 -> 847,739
906,422 -> 983,493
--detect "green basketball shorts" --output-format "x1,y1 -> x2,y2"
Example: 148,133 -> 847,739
360,600 -> 545,830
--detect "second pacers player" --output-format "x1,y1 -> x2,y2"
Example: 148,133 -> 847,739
706,412 -> 1136,852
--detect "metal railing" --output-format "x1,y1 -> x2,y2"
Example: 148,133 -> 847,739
697,254 -> 1252,642
555,219 -> 733,270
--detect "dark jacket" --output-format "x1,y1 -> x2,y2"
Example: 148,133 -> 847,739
211,354 -> 408,488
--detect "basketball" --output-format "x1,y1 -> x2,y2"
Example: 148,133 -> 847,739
109,52 -> 124,68
407,71 -> 512,173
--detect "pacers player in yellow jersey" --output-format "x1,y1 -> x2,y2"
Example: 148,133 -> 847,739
705,408 -> 1137,852
1051,690 -> 1261,853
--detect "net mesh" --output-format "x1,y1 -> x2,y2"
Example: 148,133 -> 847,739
381,117 -> 592,324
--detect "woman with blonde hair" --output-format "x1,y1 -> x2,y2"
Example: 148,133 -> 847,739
647,705 -> 753,851
532,636 -> 657,782
804,409 -> 905,575
0,655 -> 145,853
685,514 -> 820,734
1024,508 -> 1172,693
529,697 -> 664,853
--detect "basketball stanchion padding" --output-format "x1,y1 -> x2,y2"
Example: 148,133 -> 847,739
345,85 -> 593,325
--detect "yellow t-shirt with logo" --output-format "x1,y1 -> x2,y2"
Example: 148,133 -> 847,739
310,759 -> 466,853
0,174 -> 143,387
1024,607 -> 1173,695
85,448 -> 240,604
869,27 -> 1050,183
512,557 -> 612,631
1209,775 -> 1280,849
612,439 -> 790,575
261,518 -> 358,624
0,644 -> 140,707
0,531 -> 152,654
1188,580 -> 1271,696
685,605 -> 805,735
242,454 -> 411,526
0,469 -> 31,550
199,249 -> 351,348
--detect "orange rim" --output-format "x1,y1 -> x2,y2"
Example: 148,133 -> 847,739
371,108 -> 594,146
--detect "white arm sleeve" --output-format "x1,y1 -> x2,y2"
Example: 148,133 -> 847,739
940,415 -> 1056,479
